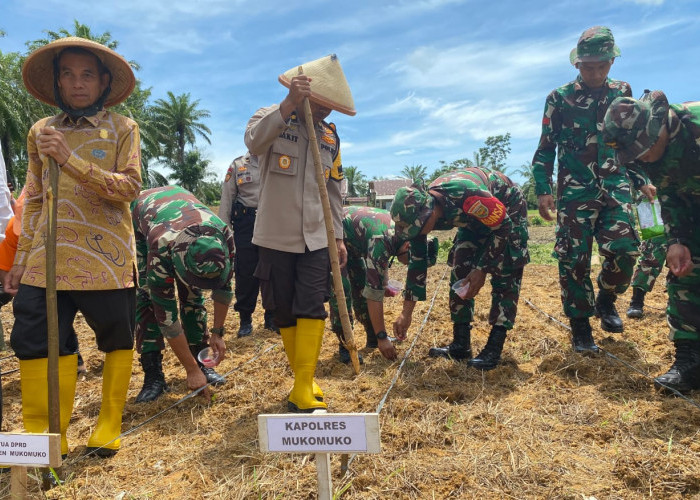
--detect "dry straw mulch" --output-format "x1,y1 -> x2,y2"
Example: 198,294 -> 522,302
1,260 -> 698,499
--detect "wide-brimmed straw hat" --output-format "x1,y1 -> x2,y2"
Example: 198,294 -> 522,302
279,54 -> 356,116
22,36 -> 135,107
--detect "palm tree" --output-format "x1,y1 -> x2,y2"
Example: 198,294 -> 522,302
152,92 -> 211,166
400,164 -> 428,183
344,166 -> 368,197
514,162 -> 539,209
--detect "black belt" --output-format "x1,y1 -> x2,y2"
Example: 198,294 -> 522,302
233,201 -> 257,217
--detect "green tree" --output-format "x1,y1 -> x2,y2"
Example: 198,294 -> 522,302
152,91 -> 211,166
400,164 -> 427,183
478,133 -> 511,173
514,162 -> 538,209
344,165 -> 368,197
168,149 -> 216,198
429,157 -> 474,182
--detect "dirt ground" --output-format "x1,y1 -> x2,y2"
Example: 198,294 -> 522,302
1,231 -> 699,499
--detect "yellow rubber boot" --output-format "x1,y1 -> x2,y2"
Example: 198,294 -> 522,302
288,318 -> 327,412
87,350 -> 133,457
19,355 -> 77,456
280,326 -> 323,402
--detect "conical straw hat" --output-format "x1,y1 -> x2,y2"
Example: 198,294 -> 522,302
279,54 -> 355,116
22,36 -> 135,108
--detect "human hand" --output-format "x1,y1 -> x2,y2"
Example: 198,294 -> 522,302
185,367 -> 210,399
37,127 -> 71,166
5,264 -> 26,295
463,269 -> 486,299
377,338 -> 397,361
392,312 -> 411,341
667,243 -> 693,277
640,184 -> 657,202
208,333 -> 227,362
537,194 -> 555,221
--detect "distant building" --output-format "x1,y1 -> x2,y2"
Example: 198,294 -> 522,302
368,178 -> 413,210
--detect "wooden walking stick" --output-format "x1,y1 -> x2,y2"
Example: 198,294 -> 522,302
298,67 -> 360,375
44,156 -> 61,487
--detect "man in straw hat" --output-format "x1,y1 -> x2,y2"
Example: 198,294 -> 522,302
391,167 -> 529,371
132,186 -> 232,403
603,90 -> 700,393
244,54 -> 354,412
531,26 -> 653,353
6,37 -> 141,457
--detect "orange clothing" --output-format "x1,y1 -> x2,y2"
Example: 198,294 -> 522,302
0,217 -> 18,271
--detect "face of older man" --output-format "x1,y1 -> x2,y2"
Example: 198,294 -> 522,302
57,52 -> 109,110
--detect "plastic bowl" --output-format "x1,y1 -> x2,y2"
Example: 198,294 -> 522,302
197,347 -> 219,368
385,279 -> 403,297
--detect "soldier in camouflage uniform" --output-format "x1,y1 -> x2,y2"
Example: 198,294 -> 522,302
328,206 -> 437,363
603,90 -> 700,393
532,26 -> 652,353
391,167 -> 529,371
132,186 -> 234,402
628,234 -> 668,318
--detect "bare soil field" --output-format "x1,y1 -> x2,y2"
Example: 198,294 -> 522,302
1,243 -> 698,499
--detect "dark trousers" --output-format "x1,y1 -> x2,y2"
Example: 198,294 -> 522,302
10,285 -> 135,359
232,205 -> 261,317
255,247 -> 330,328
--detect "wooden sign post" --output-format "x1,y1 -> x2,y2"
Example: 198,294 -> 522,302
258,411 -> 380,499
0,432 -> 62,499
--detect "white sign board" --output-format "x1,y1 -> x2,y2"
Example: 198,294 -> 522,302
258,413 -> 380,454
0,433 -> 61,467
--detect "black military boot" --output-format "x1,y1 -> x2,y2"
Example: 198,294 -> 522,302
595,289 -> 624,332
237,313 -> 253,338
135,351 -> 168,403
468,326 -> 507,371
336,332 -> 363,364
263,311 -> 279,333
190,345 -> 226,386
570,317 -> 599,354
428,323 -> 472,360
626,288 -> 646,319
654,339 -> 700,394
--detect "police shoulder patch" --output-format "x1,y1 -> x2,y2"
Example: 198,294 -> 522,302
224,166 -> 233,183
462,195 -> 506,227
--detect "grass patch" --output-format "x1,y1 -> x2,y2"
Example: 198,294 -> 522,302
528,242 -> 557,265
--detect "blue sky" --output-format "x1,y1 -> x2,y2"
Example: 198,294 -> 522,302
2,0 -> 699,184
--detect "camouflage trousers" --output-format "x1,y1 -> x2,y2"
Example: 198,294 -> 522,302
667,240 -> 700,342
554,204 -> 639,319
135,279 -> 208,354
448,225 -> 528,329
329,254 -> 375,339
631,234 -> 668,292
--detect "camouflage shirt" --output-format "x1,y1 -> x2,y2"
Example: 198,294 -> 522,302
132,186 -> 234,337
644,102 -> 700,245
532,75 -> 648,206
405,167 -> 528,301
343,206 -> 402,302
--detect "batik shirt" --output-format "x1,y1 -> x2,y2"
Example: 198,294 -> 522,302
17,111 -> 141,290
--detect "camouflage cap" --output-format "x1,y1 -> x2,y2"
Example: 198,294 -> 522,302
172,227 -> 232,290
602,90 -> 669,165
569,26 -> 621,66
390,183 -> 434,241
